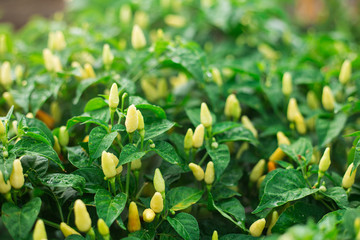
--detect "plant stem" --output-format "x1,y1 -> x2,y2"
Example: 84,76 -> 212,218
41,219 -> 60,229
53,194 -> 64,222
87,228 -> 96,240
110,177 -> 116,195
126,163 -> 131,200
198,152 -> 209,166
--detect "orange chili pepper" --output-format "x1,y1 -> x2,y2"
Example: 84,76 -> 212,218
268,161 -> 276,172
36,110 -> 55,129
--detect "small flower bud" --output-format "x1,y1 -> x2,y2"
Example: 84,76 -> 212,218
241,115 -> 258,138
101,151 -> 117,179
319,185 -> 327,192
26,113 -> 34,119
74,199 -> 92,233
43,48 -> 54,71
339,60 -> 351,85
131,25 -> 147,50
322,86 -> 335,111
200,102 -> 212,128
128,201 -> 141,232
1,61 -> 12,89
119,4 -> 132,25
150,192 -> 164,213
184,128 -> 193,150
307,91 -> 320,110
204,161 -> 215,185
189,163 -> 204,181
211,141 -> 219,149
319,147 -> 331,173
287,98 -> 300,122
211,230 -> 218,240
143,208 -> 156,223
33,219 -> 47,240
249,218 -> 266,237
137,110 -> 144,130
294,112 -> 307,135
211,67 -> 223,86
249,159 -> 266,182
109,83 -> 119,110
58,126 -> 69,147
192,124 -> 205,148
84,63 -> 96,78
10,159 -> 24,189
125,105 -> 139,133
97,218 -> 109,237
102,44 -> 114,67
153,168 -> 165,193
342,163 -> 357,189
267,211 -> 279,235
0,170 -> 11,194
60,222 -> 81,237
282,72 -> 292,96
150,142 -> 155,148
131,158 -> 142,170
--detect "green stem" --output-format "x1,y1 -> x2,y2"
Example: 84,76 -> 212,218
109,177 -> 116,195
87,228 -> 96,240
110,108 -> 115,126
135,182 -> 148,200
41,219 -> 60,229
117,174 -> 123,192
53,194 -> 64,222
66,207 -> 73,224
198,152 -> 209,166
126,163 -> 131,200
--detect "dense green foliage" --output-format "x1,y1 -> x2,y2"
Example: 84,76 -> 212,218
0,0 -> 360,239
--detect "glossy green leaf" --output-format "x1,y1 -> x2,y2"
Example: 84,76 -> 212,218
95,189 -> 127,226
67,146 -> 90,168
206,144 -> 230,181
167,212 -> 200,240
167,187 -> 203,212
316,113 -> 347,147
1,197 -> 42,240
88,126 -> 118,161
144,119 -> 175,140
280,138 -> 313,165
320,187 -> 349,209
119,144 -> 146,165
151,141 -> 180,165
41,173 -> 86,194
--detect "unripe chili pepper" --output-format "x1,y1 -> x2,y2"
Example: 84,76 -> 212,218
33,219 -> 47,240
153,168 -> 165,193
109,83 -> 119,110
53,136 -> 61,155
287,98 -> 300,122
277,131 -> 290,145
84,63 -> 96,78
192,124 -> 205,148
241,115 -> 258,138
97,218 -> 110,237
184,128 -> 193,150
119,4 -> 132,25
322,86 -> 335,111
249,218 -> 266,237
0,170 -> 11,194
164,14 -> 186,28
125,104 -> 139,133
200,102 -> 212,128
101,151 -> 117,179
52,55 -> 63,72
43,48 -> 54,71
189,163 -> 204,181
204,161 -> 215,185
137,110 -> 145,131
0,34 -> 6,54
268,161 -> 276,172
60,222 -> 81,237
3,92 -> 16,107
128,201 -> 141,232
131,158 -> 142,170
0,120 -> 5,138
339,59 -> 351,85
131,25 -> 146,50
10,159 -> 24,189
306,91 -> 320,110
74,199 -> 92,233
282,72 -> 292,97
342,163 -> 357,189
150,192 -> 164,213
267,210 -> 279,235
294,112 -> 307,135
58,126 -> 69,147
157,78 -> 168,98
102,44 -> 114,67
0,61 -> 12,89
143,208 -> 156,223
319,147 -> 331,173
257,175 -> 266,189
212,230 -> 218,240
250,159 -> 266,183
211,67 -> 223,86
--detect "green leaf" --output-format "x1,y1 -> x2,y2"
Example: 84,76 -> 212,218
206,144 -> 230,181
119,144 -> 146,165
272,202 -> 326,234
144,119 -> 175,140
41,173 -> 86,194
130,96 -> 167,119
30,88 -> 52,114
253,169 -> 319,216
212,122 -> 242,135
167,212 -> 200,240
280,138 -> 313,166
67,146 -> 90,168
0,152 -> 15,181
352,139 -> 360,174
217,126 -> 258,145
66,116 -> 92,129
26,118 -> 55,146
73,76 -> 110,104
220,234 -> 257,240
1,197 -> 42,240
88,126 -> 118,161
13,137 -> 64,170
151,141 -> 180,165
20,155 -> 48,177
167,187 -> 203,212
316,113 -> 347,147
320,187 -> 349,209
95,189 -> 127,226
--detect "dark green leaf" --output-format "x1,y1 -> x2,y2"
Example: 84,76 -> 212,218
320,187 -> 349,209
167,187 -> 203,212
352,139 -> 360,174
67,146 -> 90,168
41,173 -> 86,194
95,189 -> 127,226
212,122 -> 242,135
206,144 -> 230,180
316,113 -> 347,147
151,141 -> 180,165
167,212 -> 200,240
280,138 -> 313,166
144,119 -> 175,140
119,144 -> 146,165
20,155 -> 48,177
89,126 -> 118,161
